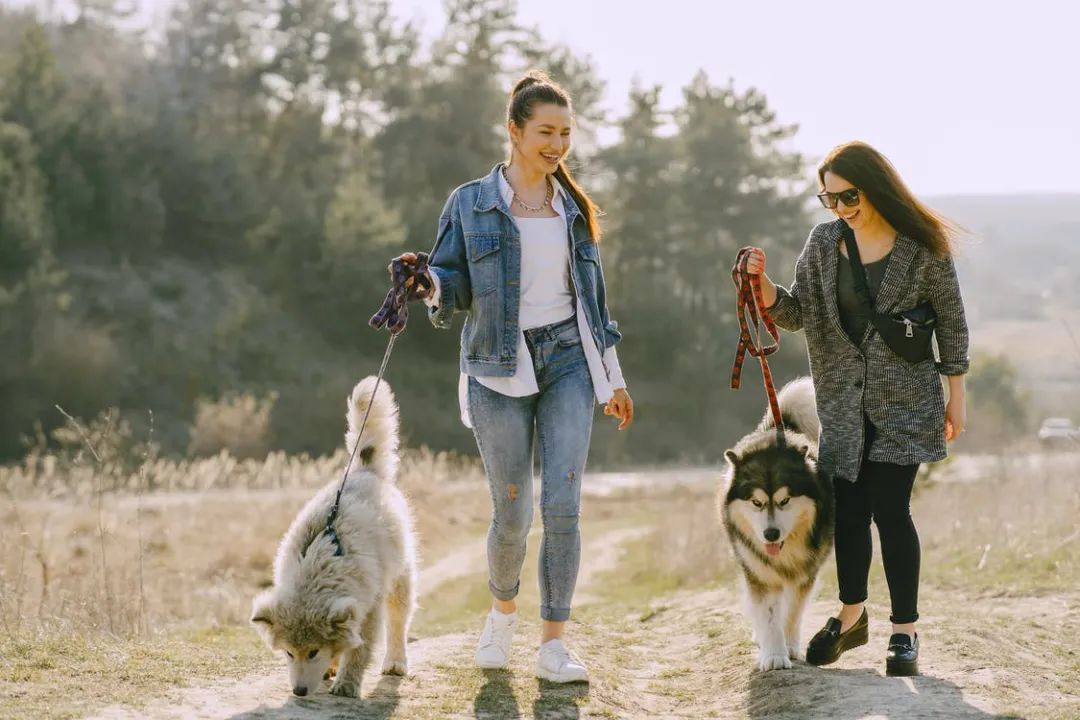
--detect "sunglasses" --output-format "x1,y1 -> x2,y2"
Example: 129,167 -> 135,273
816,188 -> 861,209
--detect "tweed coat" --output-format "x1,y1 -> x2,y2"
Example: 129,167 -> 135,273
769,219 -> 970,482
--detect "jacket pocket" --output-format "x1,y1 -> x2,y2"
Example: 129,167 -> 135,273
573,241 -> 599,298
574,242 -> 599,264
466,233 -> 501,296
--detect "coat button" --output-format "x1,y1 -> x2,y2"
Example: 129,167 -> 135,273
854,379 -> 863,389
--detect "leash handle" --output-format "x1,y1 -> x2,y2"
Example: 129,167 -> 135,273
369,252 -> 432,336
730,247 -> 785,442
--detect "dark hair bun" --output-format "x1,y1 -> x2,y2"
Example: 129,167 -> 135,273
512,70 -> 551,96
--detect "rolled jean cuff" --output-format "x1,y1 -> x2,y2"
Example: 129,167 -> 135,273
890,611 -> 919,624
489,579 -> 520,602
541,605 -> 571,622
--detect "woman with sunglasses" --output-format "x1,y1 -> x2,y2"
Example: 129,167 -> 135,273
737,141 -> 969,676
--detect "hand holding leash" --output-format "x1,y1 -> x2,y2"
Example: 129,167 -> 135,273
731,246 -> 785,442
369,252 -> 432,335
743,247 -> 766,275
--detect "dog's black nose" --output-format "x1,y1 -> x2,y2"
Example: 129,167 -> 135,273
764,528 -> 781,542
293,686 -> 308,697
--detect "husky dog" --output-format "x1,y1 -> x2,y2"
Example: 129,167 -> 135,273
719,377 -> 834,671
251,377 -> 418,698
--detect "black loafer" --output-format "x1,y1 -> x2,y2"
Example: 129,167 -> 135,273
806,608 -> 869,666
886,632 -> 919,676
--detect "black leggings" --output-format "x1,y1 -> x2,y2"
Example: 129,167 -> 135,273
834,420 -> 921,624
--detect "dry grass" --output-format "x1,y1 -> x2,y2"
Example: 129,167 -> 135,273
0,447 -> 486,637
0,445 -> 491,720
1,447 -> 1076,719
0,626 -> 275,720
972,308 -> 1080,416
590,451 -> 1080,605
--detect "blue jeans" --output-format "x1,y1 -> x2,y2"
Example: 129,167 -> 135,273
467,316 -> 595,622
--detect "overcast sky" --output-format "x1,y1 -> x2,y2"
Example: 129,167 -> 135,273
12,0 -> 1080,195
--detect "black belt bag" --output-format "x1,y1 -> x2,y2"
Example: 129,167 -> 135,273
843,231 -> 936,364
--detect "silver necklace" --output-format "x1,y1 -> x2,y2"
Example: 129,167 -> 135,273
502,167 -> 552,212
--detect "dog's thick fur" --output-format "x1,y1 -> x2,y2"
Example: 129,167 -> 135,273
719,377 -> 834,671
251,377 -> 418,698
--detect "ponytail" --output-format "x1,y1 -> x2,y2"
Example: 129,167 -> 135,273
554,162 -> 603,242
508,70 -> 603,242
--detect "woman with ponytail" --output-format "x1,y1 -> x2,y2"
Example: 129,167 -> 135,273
392,71 -> 632,683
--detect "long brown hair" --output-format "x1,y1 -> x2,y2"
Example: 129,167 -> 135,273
818,141 -> 958,258
507,70 -> 603,242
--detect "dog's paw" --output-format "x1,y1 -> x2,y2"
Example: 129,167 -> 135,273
757,653 -> 793,671
329,679 -> 360,698
381,655 -> 408,676
787,643 -> 804,661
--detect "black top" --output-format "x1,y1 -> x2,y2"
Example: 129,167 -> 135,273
836,250 -> 891,344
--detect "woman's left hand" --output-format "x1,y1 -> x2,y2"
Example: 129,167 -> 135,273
944,396 -> 966,442
604,388 -> 635,431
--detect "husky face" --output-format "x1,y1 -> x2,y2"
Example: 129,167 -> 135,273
729,485 -> 817,557
251,592 -> 364,696
724,443 -> 821,559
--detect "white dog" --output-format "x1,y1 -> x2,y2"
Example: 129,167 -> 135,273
251,377 -> 417,698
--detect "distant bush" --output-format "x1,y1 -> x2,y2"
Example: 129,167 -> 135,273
958,353 -> 1031,452
188,392 -> 278,460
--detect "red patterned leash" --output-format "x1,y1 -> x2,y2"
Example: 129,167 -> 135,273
730,247 -> 785,443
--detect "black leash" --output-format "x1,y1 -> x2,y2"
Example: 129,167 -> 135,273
303,253 -> 431,558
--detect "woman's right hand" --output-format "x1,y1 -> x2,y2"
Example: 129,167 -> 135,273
732,247 -> 779,308
743,247 -> 766,275
387,251 -> 420,277
731,247 -> 767,291
388,252 -> 433,300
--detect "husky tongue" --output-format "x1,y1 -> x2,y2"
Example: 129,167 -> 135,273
764,542 -> 783,557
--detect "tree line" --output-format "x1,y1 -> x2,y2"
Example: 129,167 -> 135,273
0,0 -> 813,465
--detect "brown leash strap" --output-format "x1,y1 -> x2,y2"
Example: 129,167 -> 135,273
730,247 -> 785,442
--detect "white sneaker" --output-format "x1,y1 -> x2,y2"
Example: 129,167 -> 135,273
536,638 -> 589,683
474,609 -> 517,669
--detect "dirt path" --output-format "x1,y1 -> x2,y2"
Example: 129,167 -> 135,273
86,584 -> 1077,719
82,463 -> 1080,720
607,587 -> 1077,720
85,523 -> 653,720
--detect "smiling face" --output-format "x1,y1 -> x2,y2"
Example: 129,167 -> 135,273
508,101 -> 573,176
821,170 -> 884,232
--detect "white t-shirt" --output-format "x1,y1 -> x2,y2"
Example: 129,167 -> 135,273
426,171 -> 625,427
516,215 -> 574,329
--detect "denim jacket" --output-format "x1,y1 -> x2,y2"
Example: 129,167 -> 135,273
427,164 -> 622,376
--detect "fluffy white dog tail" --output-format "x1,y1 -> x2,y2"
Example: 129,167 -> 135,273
758,376 -> 820,444
345,376 -> 400,482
